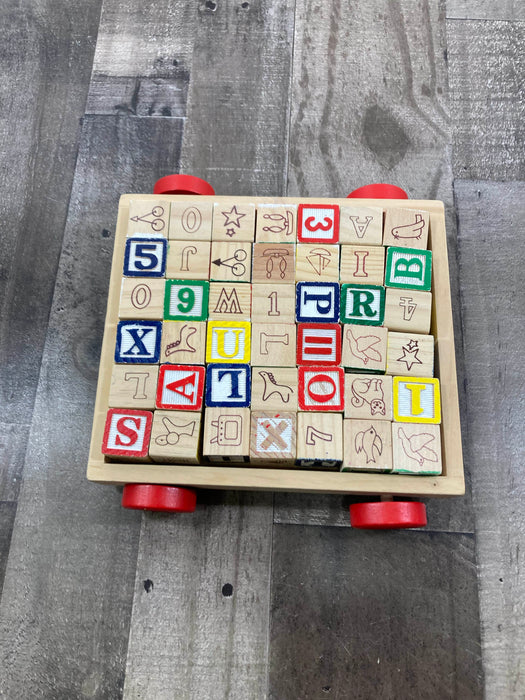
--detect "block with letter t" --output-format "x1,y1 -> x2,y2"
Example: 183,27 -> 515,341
205,363 -> 251,407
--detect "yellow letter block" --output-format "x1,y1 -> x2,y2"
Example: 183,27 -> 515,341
206,321 -> 251,363
393,376 -> 441,424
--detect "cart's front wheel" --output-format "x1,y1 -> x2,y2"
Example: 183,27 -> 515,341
347,183 -> 408,199
350,501 -> 426,529
153,174 -> 215,196
122,484 -> 197,512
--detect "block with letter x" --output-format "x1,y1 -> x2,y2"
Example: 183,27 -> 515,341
296,282 -> 340,323
340,283 -> 385,326
123,237 -> 167,277
156,364 -> 205,411
205,363 -> 251,407
296,323 -> 341,365
298,204 -> 339,244
102,408 -> 153,459
298,366 -> 345,412
115,321 -> 162,364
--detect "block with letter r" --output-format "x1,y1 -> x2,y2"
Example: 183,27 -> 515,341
296,282 -> 340,323
115,321 -> 162,364
205,363 -> 251,407
123,237 -> 167,277
385,247 -> 432,291
340,283 -> 385,326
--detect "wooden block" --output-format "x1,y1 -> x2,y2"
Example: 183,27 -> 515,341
206,320 -> 251,364
166,240 -> 211,280
119,278 -> 165,319
340,283 -> 385,326
169,200 -> 213,241
298,366 -> 345,412
383,208 -> 429,249
342,419 -> 393,472
101,408 -> 153,460
123,237 -> 167,277
297,204 -> 339,244
393,376 -> 441,424
155,364 -> 205,411
210,241 -> 252,282
341,324 -> 388,373
205,363 -> 251,407
250,322 -> 296,367
108,364 -> 159,409
392,423 -> 442,475
384,288 -> 432,334
202,407 -> 250,463
212,201 -> 256,242
386,332 -> 435,377
296,323 -> 341,365
295,244 -> 340,282
339,245 -> 385,285
160,321 -> 206,365
149,410 -> 202,464
128,199 -> 170,237
339,205 -> 383,245
385,246 -> 432,291
164,280 -> 209,321
251,366 -> 298,411
250,411 -> 297,465
296,412 -> 343,469
251,283 -> 295,323
252,243 -> 296,284
114,320 -> 162,364
296,282 -> 340,323
344,373 -> 393,421
208,282 -> 251,321
255,203 -> 297,242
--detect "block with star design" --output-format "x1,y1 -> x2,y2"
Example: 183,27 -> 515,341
339,205 -> 383,245
255,203 -> 297,242
341,419 -> 393,472
386,332 -> 434,377
212,201 -> 256,241
210,241 -> 252,283
383,208 -> 429,249
392,423 -> 442,475
169,200 -> 213,240
252,243 -> 296,284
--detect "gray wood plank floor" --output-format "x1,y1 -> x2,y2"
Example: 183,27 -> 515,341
0,1 -> 522,697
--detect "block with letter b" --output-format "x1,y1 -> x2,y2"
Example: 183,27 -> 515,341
115,321 -> 162,364
296,412 -> 343,469
156,364 -> 205,411
385,247 -> 432,291
102,408 -> 153,459
340,283 -> 385,326
164,280 -> 209,321
123,237 -> 167,277
298,204 -> 339,244
298,366 -> 345,412
296,282 -> 340,323
205,363 -> 251,407
393,376 -> 441,424
296,323 -> 341,365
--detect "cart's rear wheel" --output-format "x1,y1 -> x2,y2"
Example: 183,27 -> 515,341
122,484 -> 197,512
349,501 -> 426,529
153,174 -> 215,196
347,183 -> 408,199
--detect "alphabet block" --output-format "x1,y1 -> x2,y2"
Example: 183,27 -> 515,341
296,323 -> 341,365
156,364 -> 205,411
384,288 -> 432,334
255,204 -> 297,242
296,282 -> 340,323
203,407 -> 250,462
342,419 -> 393,472
208,283 -> 251,321
341,324 -> 388,373
392,423 -> 442,475
115,321 -> 162,364
160,321 -> 206,365
212,201 -> 256,242
385,246 -> 432,291
128,199 -> 169,237
339,205 -> 383,245
206,321 -> 251,364
169,200 -> 213,240
386,332 -> 434,377
164,280 -> 209,321
344,373 -> 393,421
393,376 -> 441,424
251,366 -> 298,411
250,411 -> 297,464
298,204 -> 339,244
252,243 -> 296,284
210,241 -> 252,283
339,245 -> 385,285
250,323 -> 296,367
149,410 -> 202,464
298,366 -> 345,412
102,408 -> 153,459
108,364 -> 159,409
119,278 -> 165,319
205,363 -> 251,407
251,283 -> 295,324
123,237 -> 167,277
295,244 -> 340,282
340,283 -> 385,326
383,208 -> 429,249
166,240 -> 211,280
296,412 -> 343,469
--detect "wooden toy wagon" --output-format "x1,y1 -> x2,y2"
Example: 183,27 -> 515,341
87,175 -> 464,529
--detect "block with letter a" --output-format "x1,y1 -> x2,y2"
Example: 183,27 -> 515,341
298,366 -> 345,412
205,363 -> 251,407
393,376 -> 441,424
114,321 -> 162,364
296,282 -> 340,323
123,236 -> 167,277
298,204 -> 339,244
206,321 -> 251,364
296,323 -> 341,365
156,364 -> 205,411
339,205 -> 383,245
102,408 -> 153,459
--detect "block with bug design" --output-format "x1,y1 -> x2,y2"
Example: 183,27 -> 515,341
341,419 -> 393,472
251,367 -> 298,411
344,373 -> 393,421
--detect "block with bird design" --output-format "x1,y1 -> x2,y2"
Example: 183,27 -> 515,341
212,201 -> 256,242
250,367 -> 298,411
386,332 -> 434,377
392,423 -> 442,475
160,321 -> 206,364
203,407 -> 251,463
166,240 -> 211,280
341,419 -> 393,472
339,205 -> 383,246
344,373 -> 393,421
149,410 -> 202,464
252,243 -> 296,284
255,204 -> 297,242
296,412 -> 343,469
383,208 -> 429,249
341,324 -> 388,373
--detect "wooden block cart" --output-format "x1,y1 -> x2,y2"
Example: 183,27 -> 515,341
87,175 -> 464,529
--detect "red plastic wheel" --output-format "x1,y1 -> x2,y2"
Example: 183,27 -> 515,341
122,484 -> 197,512
349,501 -> 426,529
347,183 -> 408,200
153,174 -> 215,196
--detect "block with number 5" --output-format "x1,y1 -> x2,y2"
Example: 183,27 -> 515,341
123,237 -> 167,277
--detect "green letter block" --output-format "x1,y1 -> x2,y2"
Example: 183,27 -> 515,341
164,280 -> 209,321
385,247 -> 432,291
340,284 -> 385,326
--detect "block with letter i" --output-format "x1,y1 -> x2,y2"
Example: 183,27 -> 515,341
341,419 -> 393,472
156,364 -> 205,411
341,324 -> 387,373
102,408 -> 153,460
250,411 -> 297,465
340,284 -> 385,326
339,245 -> 385,285
386,332 -> 434,377
203,407 -> 250,463
296,413 -> 343,469
383,208 -> 429,249
385,247 -> 432,291
149,411 -> 202,464
393,376 -> 441,424
392,423 -> 442,475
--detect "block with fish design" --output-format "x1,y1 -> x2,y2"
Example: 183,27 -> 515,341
341,324 -> 388,373
344,373 -> 393,421
383,208 -> 429,249
392,423 -> 442,475
341,419 -> 393,472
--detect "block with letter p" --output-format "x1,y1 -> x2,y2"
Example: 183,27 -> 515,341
340,284 -> 385,326
123,237 -> 167,277
102,408 -> 153,459
296,282 -> 340,323
393,376 -> 441,424
385,247 -> 432,291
